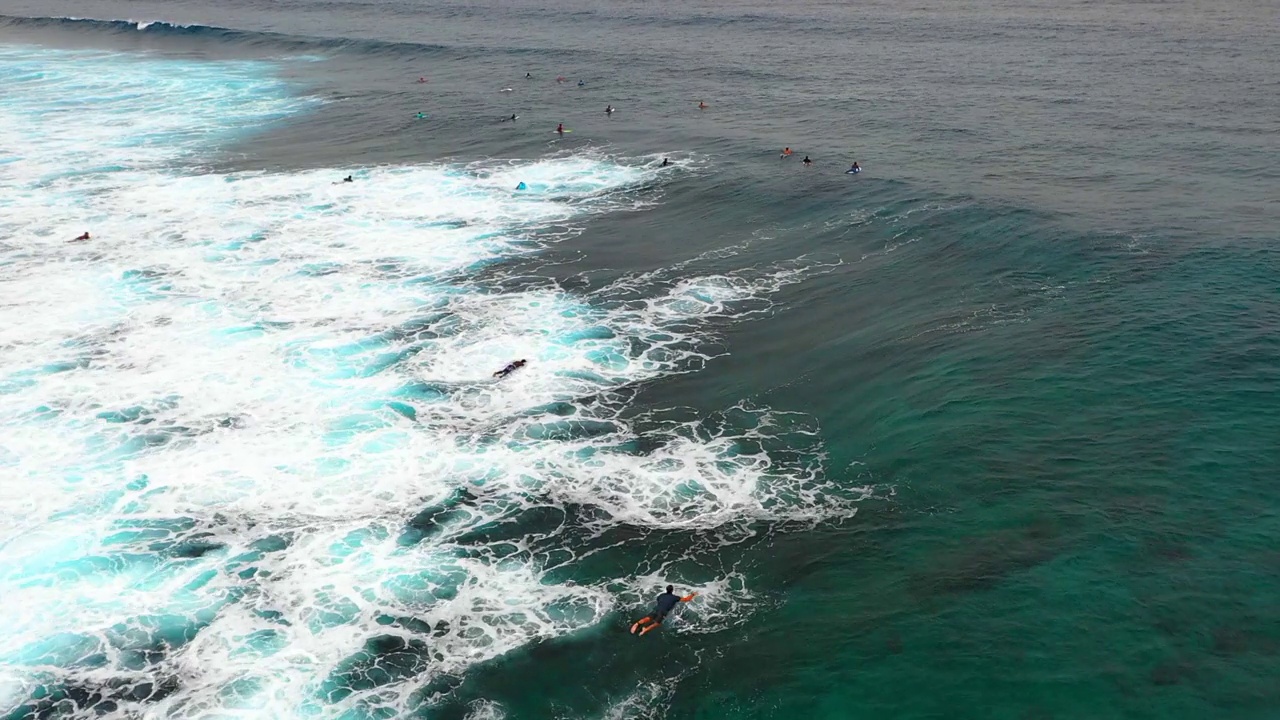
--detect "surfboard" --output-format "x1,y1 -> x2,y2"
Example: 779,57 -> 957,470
552,130 -> 572,134
846,169 -> 861,174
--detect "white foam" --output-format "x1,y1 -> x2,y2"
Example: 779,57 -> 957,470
0,47 -> 858,719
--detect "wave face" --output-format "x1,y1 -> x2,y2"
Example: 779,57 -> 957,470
0,14 -> 451,57
0,46 -> 856,719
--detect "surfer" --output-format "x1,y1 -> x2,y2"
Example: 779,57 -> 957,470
416,77 -> 426,84
630,585 -> 698,636
605,104 -> 614,114
698,100 -> 708,109
556,123 -> 565,134
525,72 -> 533,79
661,158 -> 671,167
493,359 -> 527,378
557,76 -> 566,83
578,80 -> 585,87
847,162 -> 861,174
515,181 -> 527,190
502,114 -> 518,122
342,175 -> 353,183
802,156 -> 812,167
416,112 -> 428,119
71,231 -> 90,242
780,147 -> 793,158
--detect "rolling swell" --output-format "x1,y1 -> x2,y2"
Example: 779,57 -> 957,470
0,43 -> 865,720
0,13 -> 606,61
0,14 -> 448,56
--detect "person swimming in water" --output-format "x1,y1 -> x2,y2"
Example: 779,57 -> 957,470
71,231 -> 90,242
630,585 -> 698,636
493,359 -> 527,378
698,100 -> 708,109
802,156 -> 813,166
661,158 -> 671,167
416,77 -> 426,84
780,147 -> 793,158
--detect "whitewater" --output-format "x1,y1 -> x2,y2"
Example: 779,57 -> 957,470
0,46 -> 859,719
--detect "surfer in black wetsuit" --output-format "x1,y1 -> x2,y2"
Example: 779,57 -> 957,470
342,175 -> 353,182
661,158 -> 671,167
631,585 -> 698,636
71,231 -> 90,242
493,359 -> 527,378
802,156 -> 812,167
525,72 -> 533,79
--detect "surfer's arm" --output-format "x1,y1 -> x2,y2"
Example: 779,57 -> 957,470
680,592 -> 698,602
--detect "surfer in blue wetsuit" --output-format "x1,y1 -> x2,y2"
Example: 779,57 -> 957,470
515,182 -> 527,190
630,585 -> 698,636
847,162 -> 861,174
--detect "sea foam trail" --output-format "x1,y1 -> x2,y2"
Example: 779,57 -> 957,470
0,47 -> 859,719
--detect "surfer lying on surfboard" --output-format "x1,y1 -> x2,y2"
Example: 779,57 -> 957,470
630,585 -> 698,636
493,359 -> 527,378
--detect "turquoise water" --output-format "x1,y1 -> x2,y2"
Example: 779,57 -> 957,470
1,1 -> 1278,718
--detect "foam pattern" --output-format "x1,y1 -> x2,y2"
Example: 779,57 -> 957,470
0,47 -> 859,719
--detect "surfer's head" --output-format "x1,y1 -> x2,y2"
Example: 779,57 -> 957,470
666,585 -> 674,594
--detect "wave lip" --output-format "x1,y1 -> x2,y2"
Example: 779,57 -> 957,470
0,13 -> 452,57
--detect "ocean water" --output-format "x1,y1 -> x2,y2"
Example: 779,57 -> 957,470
0,1 -> 1277,718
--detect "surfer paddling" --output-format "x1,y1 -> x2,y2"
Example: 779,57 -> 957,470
493,359 -> 527,378
630,585 -> 698,636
